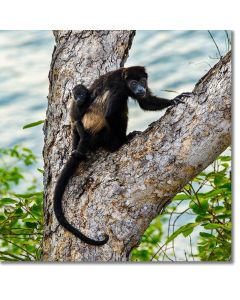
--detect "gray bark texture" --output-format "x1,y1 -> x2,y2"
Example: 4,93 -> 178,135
42,30 -> 231,262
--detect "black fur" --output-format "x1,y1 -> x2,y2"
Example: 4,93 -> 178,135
53,66 -> 192,246
70,84 -> 92,154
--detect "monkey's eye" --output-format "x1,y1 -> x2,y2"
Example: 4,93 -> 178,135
130,80 -> 138,87
140,78 -> 146,86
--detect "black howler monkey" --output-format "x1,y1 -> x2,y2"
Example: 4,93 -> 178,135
53,66 -> 192,246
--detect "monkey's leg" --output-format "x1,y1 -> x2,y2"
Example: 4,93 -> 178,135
105,118 -> 127,152
75,120 -> 85,138
74,120 -> 90,155
72,126 -> 80,151
71,121 -> 87,159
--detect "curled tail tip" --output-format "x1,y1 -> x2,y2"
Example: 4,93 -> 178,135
102,233 -> 110,244
94,233 -> 109,246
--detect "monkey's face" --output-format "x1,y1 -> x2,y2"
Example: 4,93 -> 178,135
127,77 -> 147,98
72,84 -> 89,106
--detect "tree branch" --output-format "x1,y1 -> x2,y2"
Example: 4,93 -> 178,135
42,30 -> 231,262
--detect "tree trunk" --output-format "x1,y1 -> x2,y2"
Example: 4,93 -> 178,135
42,30 -> 231,262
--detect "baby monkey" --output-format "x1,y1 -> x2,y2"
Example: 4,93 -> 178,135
53,84 -> 109,246
70,84 -> 92,158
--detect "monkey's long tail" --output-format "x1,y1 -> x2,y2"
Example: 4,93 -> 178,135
53,153 -> 109,246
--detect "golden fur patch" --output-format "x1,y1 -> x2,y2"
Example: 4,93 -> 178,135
82,91 -> 110,134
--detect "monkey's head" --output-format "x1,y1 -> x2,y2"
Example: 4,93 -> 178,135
72,84 -> 90,106
123,66 -> 148,98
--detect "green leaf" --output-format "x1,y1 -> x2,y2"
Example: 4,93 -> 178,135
214,173 -> 225,185
190,198 -> 209,214
219,182 -> 231,190
182,227 -> 194,237
0,198 -> 18,207
195,214 -> 212,222
204,223 -> 222,230
202,189 -> 224,198
22,217 -> 38,223
14,207 -> 24,216
212,206 -> 226,214
218,211 -> 231,219
30,204 -> 42,218
173,193 -> 191,201
14,192 -> 42,199
0,256 -> 19,262
0,215 -> 6,221
199,232 -> 216,239
222,223 -> 232,231
204,223 -> 231,231
166,223 -> 199,243
219,156 -> 231,161
22,120 -> 45,129
25,222 -> 38,228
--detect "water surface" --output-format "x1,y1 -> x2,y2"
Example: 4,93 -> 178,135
0,30 -> 230,156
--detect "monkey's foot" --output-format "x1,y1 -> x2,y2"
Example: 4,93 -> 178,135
172,92 -> 193,105
71,150 -> 87,161
127,130 -> 141,141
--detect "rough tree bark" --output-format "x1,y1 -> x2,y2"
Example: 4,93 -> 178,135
42,30 -> 231,262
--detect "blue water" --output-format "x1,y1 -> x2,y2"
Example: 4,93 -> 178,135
0,30 -> 230,157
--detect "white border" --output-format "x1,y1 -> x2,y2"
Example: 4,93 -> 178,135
0,0 -> 238,29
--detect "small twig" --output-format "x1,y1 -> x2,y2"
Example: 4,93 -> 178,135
208,30 -> 222,60
224,31 -> 231,52
189,235 -> 195,261
184,251 -> 188,261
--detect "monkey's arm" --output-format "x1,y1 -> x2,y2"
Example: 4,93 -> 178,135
138,91 -> 192,111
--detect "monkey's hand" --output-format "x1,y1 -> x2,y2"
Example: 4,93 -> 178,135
172,92 -> 193,105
